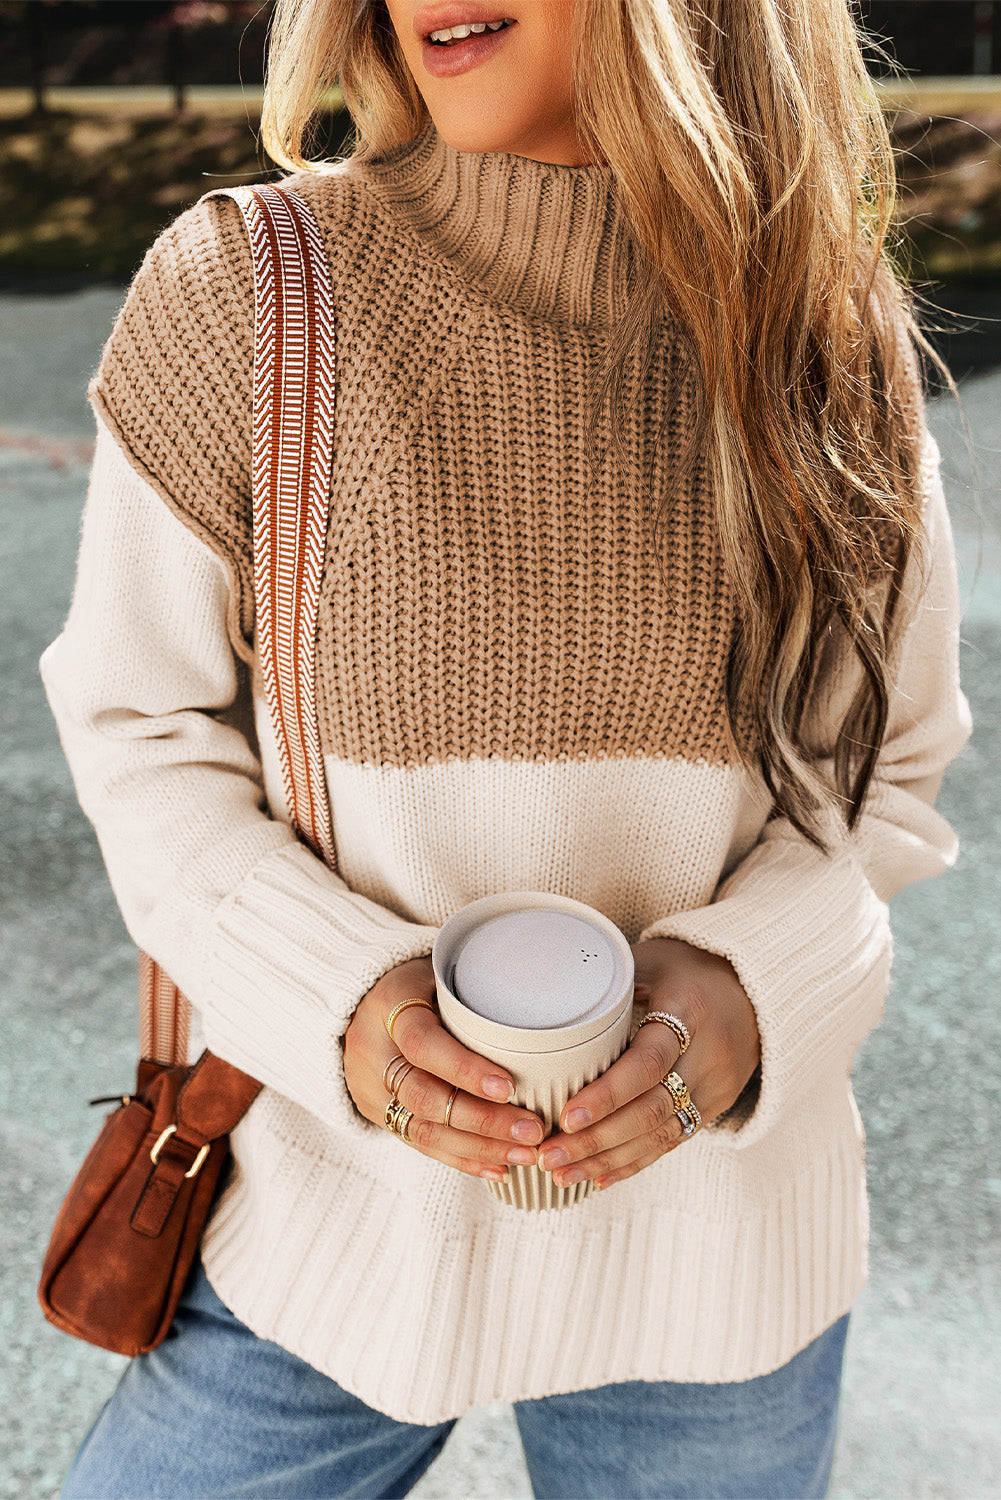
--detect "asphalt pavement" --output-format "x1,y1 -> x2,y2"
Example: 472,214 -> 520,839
1,284 -> 998,1500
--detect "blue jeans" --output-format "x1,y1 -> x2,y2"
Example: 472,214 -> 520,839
62,1254 -> 850,1500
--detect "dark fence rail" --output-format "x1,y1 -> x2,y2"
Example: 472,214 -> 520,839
864,1 -> 1001,76
0,1 -> 270,108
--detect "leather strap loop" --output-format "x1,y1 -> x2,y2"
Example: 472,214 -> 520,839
176,1050 -> 263,1139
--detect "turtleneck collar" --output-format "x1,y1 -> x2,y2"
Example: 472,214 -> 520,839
356,120 -> 640,330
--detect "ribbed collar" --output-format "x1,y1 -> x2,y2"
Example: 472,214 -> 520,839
357,120 -> 640,330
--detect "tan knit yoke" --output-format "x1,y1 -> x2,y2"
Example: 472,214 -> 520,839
88,192 -> 257,666
90,122 -> 741,771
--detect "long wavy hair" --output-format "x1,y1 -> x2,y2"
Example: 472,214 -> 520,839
260,0 -> 957,848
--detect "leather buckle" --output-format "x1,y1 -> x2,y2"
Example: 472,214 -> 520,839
149,1124 -> 210,1179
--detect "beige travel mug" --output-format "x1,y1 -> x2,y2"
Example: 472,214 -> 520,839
432,892 -> 635,1210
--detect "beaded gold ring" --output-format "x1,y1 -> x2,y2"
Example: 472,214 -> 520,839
385,997 -> 437,1044
637,1011 -> 690,1056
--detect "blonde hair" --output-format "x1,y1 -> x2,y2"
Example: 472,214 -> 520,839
260,0 -> 957,847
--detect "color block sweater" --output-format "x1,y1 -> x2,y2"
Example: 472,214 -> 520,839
41,121 -> 971,1423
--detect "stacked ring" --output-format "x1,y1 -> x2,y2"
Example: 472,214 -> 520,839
385,997 -> 437,1044
675,1107 -> 697,1137
637,1011 -> 690,1056
386,1058 -> 414,1097
384,1095 -> 415,1141
661,1070 -> 691,1112
382,1053 -> 406,1093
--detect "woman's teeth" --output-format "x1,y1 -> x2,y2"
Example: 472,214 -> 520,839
428,19 -> 514,44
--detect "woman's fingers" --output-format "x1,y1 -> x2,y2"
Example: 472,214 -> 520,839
539,1026 -> 726,1188
345,963 -> 547,1179
407,1116 -> 540,1173
391,1062 -> 545,1145
382,1006 -> 545,1140
555,1019 -> 683,1136
390,1003 -> 516,1103
540,1084 -> 686,1187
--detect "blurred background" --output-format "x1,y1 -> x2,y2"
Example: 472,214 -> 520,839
1,3 -> 998,1498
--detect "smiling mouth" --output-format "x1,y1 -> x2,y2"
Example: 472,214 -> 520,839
425,18 -> 516,44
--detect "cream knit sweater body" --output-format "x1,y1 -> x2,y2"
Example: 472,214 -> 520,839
41,123 -> 970,1423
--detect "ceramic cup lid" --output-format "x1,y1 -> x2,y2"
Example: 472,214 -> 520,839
451,909 -> 619,1029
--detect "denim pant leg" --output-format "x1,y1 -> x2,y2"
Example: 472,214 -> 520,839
513,1313 -> 851,1500
61,1254 -> 454,1500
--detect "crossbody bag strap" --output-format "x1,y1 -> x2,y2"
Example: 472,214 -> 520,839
138,181 -> 338,1067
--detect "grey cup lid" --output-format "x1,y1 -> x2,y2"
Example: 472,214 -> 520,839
451,910 -> 619,1029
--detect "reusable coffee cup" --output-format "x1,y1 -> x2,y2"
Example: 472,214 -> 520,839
432,892 -> 635,1210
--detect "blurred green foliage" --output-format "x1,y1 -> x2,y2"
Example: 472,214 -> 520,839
0,104 -> 352,279
0,99 -> 999,283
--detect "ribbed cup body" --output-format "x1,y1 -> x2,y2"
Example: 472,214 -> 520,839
433,893 -> 635,1210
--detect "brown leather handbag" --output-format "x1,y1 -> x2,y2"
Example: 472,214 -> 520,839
38,1054 -> 262,1355
38,182 -> 341,1355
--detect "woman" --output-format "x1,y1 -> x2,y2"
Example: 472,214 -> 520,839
44,0 -> 970,1496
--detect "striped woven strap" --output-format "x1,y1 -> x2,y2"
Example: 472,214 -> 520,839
139,182 -> 338,1065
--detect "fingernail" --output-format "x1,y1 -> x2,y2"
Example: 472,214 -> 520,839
507,1146 -> 537,1165
565,1107 -> 591,1131
484,1075 -> 514,1101
481,1167 -> 508,1181
511,1119 -> 543,1144
559,1167 -> 588,1185
540,1147 -> 569,1170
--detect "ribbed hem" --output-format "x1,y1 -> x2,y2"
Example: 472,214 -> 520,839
200,1079 -> 868,1423
639,820 -> 891,1151
203,841 -> 439,1134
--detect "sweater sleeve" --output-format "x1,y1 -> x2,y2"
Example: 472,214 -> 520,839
40,417 -> 439,1134
638,424 -> 972,1149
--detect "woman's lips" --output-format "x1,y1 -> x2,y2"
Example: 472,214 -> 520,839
420,21 -> 516,78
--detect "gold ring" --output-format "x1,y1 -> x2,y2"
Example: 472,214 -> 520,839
676,1100 -> 702,1135
661,1070 -> 691,1112
387,1059 -> 414,1097
443,1084 -> 460,1128
637,1012 -> 690,1056
382,1053 -> 406,1093
384,1093 -> 416,1142
385,997 -> 437,1044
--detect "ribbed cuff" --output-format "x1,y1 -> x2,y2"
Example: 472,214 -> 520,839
639,821 -> 891,1150
203,841 -> 439,1133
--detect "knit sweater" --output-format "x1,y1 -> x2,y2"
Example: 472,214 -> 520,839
41,120 -> 971,1424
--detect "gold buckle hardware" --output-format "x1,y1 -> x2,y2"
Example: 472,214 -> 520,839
149,1124 -> 211,1179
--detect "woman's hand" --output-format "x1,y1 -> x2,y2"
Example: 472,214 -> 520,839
342,956 -> 546,1182
538,938 -> 761,1192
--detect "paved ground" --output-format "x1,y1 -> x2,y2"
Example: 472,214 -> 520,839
1,286 -> 998,1500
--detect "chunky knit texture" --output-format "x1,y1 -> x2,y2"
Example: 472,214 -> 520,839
88,124 -> 742,771
42,121 -> 971,1423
